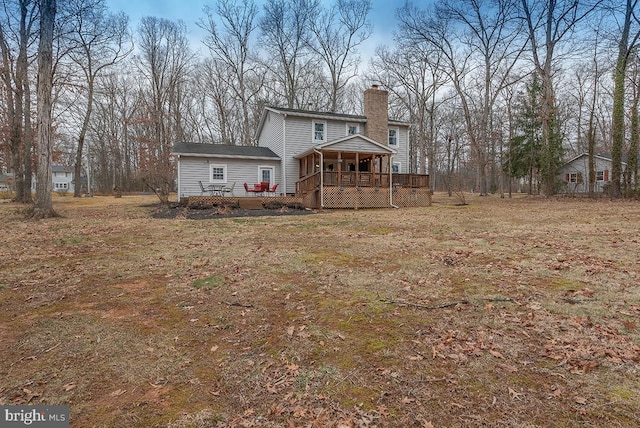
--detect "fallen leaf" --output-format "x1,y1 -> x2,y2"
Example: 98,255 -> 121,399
62,382 -> 77,392
287,326 -> 295,336
110,389 -> 126,397
401,396 -> 415,404
575,396 -> 587,405
489,350 -> 505,359
210,345 -> 219,353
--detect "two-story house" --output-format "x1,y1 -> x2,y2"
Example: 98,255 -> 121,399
173,85 -> 430,208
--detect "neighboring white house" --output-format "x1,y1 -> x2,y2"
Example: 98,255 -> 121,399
52,165 -> 74,193
558,154 -> 617,193
20,165 -> 75,194
173,85 -> 429,208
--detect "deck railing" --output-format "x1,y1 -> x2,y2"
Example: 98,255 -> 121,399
296,172 -> 429,195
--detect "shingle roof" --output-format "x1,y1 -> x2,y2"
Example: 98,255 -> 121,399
172,142 -> 279,159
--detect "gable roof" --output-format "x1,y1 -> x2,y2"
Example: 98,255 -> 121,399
294,134 -> 397,159
173,142 -> 279,160
563,153 -> 626,166
255,106 -> 410,140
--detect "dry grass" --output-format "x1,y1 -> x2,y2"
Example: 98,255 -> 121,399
1,193 -> 640,427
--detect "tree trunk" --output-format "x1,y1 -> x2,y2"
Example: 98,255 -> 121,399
32,0 -> 57,218
611,0 -> 634,198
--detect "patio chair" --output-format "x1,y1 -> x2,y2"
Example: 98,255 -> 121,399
223,182 -> 236,195
199,181 -> 214,195
244,182 -> 262,195
267,183 -> 279,194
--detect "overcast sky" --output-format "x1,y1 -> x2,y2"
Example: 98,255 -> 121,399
103,0 -> 400,60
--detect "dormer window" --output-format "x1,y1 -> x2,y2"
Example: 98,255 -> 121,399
388,128 -> 399,147
347,123 -> 359,135
313,121 -> 326,142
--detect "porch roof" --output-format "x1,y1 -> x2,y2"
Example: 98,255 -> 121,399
294,134 -> 397,159
173,142 -> 280,160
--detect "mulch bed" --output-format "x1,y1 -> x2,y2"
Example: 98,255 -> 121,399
151,201 -> 316,220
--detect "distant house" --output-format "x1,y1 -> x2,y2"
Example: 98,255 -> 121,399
558,154 -> 617,193
28,165 -> 75,193
52,165 -> 74,193
174,85 -> 430,208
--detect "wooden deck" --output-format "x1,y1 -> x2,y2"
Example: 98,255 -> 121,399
184,195 -> 304,209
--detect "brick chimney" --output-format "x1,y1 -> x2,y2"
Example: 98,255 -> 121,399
364,84 -> 389,145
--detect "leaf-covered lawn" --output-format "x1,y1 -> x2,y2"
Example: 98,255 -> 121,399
1,194 -> 639,427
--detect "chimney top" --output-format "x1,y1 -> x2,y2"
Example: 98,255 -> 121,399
371,84 -> 379,89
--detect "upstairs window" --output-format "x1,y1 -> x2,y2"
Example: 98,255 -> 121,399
347,123 -> 359,135
388,128 -> 398,147
596,171 -> 604,182
313,121 -> 326,142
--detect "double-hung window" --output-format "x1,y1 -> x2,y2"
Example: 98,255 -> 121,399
392,162 -> 401,174
388,128 -> 399,147
313,121 -> 326,142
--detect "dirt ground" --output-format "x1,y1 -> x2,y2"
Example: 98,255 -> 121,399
1,193 -> 639,427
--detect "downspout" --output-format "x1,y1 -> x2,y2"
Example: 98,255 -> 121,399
313,148 -> 324,208
282,114 -> 287,195
176,155 -> 181,203
390,154 -> 399,208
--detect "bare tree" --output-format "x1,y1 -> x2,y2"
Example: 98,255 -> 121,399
33,0 -> 56,217
308,0 -> 372,112
0,0 -> 38,203
610,0 -> 640,197
398,0 -> 526,195
200,0 -> 262,146
519,0 -> 601,195
135,17 -> 193,203
62,0 -> 131,197
368,43 -> 448,182
259,0 -> 319,109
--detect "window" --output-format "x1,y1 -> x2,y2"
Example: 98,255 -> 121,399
313,121 -> 326,142
347,123 -> 359,135
209,164 -> 227,183
388,128 -> 398,146
54,182 -> 68,189
259,166 -> 274,184
567,172 -> 583,183
596,171 -> 604,182
392,162 -> 401,174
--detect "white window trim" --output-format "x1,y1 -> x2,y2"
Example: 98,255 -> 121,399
313,120 -> 327,142
209,164 -> 227,183
569,172 -> 578,183
596,170 -> 604,182
258,166 -> 275,184
388,127 -> 399,147
392,161 -> 401,174
346,123 -> 359,135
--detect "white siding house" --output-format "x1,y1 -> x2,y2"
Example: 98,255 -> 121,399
173,143 -> 280,199
173,85 -> 429,208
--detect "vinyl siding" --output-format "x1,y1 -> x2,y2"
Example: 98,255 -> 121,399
326,137 -> 389,153
557,155 -> 613,193
392,127 -> 410,173
178,156 -> 280,197
259,110 -> 411,194
257,111 -> 286,192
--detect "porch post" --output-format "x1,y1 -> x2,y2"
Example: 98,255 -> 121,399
355,152 -> 359,185
337,152 -> 342,186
